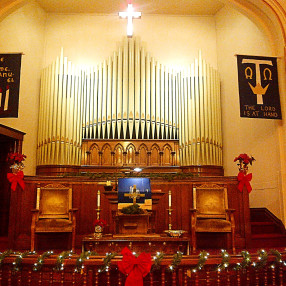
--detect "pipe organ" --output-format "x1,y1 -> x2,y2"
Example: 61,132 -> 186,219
37,37 -> 222,167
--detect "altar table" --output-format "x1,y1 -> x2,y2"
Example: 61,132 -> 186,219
82,234 -> 190,255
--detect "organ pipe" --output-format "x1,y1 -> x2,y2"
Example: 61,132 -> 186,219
37,38 -> 223,167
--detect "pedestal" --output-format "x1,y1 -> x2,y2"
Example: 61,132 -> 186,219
116,212 -> 150,235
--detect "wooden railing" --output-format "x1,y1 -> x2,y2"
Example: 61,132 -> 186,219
0,251 -> 285,285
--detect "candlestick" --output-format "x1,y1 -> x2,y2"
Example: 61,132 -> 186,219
168,190 -> 172,207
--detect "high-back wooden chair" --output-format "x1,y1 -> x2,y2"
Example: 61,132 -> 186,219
31,183 -> 77,251
190,183 -> 236,253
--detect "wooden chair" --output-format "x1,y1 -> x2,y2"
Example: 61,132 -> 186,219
190,183 -> 236,253
31,183 -> 77,251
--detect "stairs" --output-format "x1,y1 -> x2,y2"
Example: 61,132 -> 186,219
250,208 -> 286,248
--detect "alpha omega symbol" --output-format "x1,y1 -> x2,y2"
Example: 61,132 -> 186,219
237,55 -> 282,119
242,58 -> 273,105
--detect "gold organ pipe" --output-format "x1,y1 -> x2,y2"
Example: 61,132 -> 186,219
128,38 -> 135,139
112,52 -> 118,139
117,47 -> 123,139
107,56 -> 112,139
122,38 -> 128,139
145,52 -> 151,140
135,37 -> 141,139
150,57 -> 156,139
140,45 -> 146,139
37,40 -> 223,168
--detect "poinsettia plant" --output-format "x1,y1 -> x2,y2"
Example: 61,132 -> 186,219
7,152 -> 26,165
93,218 -> 107,228
234,153 -> 255,193
6,152 -> 26,173
234,153 -> 255,172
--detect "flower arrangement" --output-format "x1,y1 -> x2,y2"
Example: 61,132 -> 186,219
93,218 -> 107,239
6,152 -> 26,173
93,218 -> 107,228
234,153 -> 255,173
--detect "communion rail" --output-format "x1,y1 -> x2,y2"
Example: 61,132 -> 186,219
0,251 -> 285,286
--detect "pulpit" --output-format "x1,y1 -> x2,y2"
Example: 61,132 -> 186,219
116,178 -> 152,235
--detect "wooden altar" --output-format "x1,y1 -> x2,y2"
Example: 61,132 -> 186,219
82,235 -> 190,255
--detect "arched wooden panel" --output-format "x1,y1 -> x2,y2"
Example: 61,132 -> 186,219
162,144 -> 172,166
114,144 -> 124,166
138,144 -> 148,166
90,143 -> 99,165
150,144 -> 160,166
102,144 -> 112,166
126,144 -> 136,165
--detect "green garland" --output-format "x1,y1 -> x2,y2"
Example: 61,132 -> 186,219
13,251 -> 36,272
98,252 -> 117,273
63,171 -> 195,182
168,251 -> 183,272
0,248 -> 285,274
253,249 -> 268,269
151,252 -> 165,271
190,250 -> 209,275
0,250 -> 13,267
270,249 -> 283,269
216,249 -> 230,272
54,250 -> 74,271
74,251 -> 97,273
33,251 -> 53,271
233,250 -> 251,271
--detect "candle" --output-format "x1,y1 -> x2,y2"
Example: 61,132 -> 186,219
97,190 -> 100,208
0,87 -> 2,107
168,190 -> 172,208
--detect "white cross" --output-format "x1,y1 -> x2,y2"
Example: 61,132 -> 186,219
119,4 -> 141,37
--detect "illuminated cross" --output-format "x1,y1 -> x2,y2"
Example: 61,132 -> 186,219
119,3 -> 141,37
124,185 -> 145,205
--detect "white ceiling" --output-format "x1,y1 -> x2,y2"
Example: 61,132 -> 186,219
35,0 -> 224,15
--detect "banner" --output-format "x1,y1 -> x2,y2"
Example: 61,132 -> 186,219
0,53 -> 22,118
236,55 -> 282,119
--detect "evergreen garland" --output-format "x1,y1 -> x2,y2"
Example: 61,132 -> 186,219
151,252 -> 165,271
270,249 -> 283,268
216,249 -> 230,272
74,251 -> 97,273
98,252 -> 117,273
188,250 -> 209,276
0,250 -> 13,267
33,251 -> 53,271
54,250 -> 73,271
168,251 -> 183,272
252,249 -> 268,269
233,250 -> 251,271
63,171 -> 195,182
12,251 -> 36,272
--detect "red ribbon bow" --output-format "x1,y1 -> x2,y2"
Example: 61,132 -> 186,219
7,171 -> 25,191
118,247 -> 152,286
237,172 -> 252,193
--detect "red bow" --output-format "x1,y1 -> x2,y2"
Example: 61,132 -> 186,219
237,172 -> 252,193
7,171 -> 25,191
118,247 -> 152,286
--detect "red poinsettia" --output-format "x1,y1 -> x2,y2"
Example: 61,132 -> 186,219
6,152 -> 26,165
234,153 -> 255,165
93,218 -> 107,228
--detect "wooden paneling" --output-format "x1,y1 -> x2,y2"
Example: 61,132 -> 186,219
8,176 -> 251,251
81,139 -> 180,167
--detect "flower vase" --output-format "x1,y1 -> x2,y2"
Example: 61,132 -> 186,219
94,225 -> 103,239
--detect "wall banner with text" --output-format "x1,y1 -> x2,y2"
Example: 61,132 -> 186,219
237,55 -> 282,119
0,53 -> 22,118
